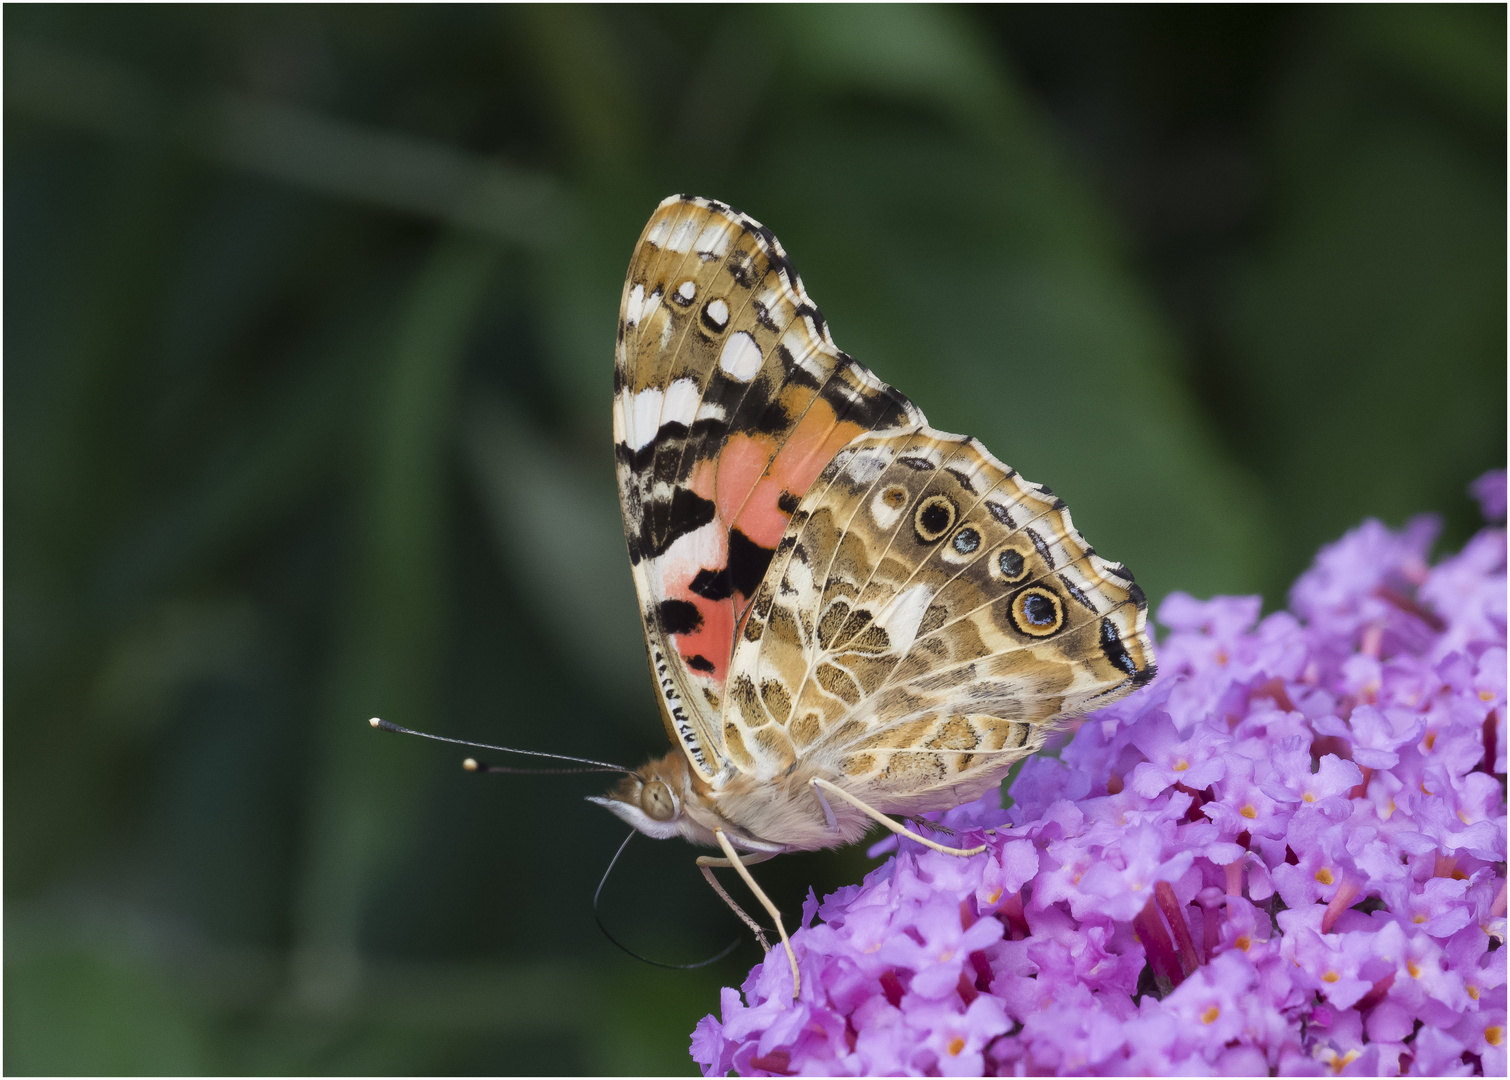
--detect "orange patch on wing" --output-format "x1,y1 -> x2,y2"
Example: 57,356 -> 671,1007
687,456 -> 719,503
733,400 -> 865,548
668,584 -> 735,683
715,433 -> 779,526
697,398 -> 867,668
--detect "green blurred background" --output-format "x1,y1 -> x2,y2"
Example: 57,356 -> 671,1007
5,5 -> 1503,1074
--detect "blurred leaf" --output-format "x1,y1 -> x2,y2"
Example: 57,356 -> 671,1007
1222,8 -> 1505,593
6,35 -> 569,247
6,928 -> 211,1075
464,395 -> 646,705
1349,4 -> 1506,124
288,233 -> 498,1009
90,597 -> 258,735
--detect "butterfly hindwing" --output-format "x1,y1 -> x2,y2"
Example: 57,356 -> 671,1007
614,196 -> 921,781
723,427 -> 1155,812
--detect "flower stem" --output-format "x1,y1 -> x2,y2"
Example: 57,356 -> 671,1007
1134,896 -> 1184,992
1155,881 -> 1201,975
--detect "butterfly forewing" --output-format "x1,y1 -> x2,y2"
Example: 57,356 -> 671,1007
614,196 -> 922,782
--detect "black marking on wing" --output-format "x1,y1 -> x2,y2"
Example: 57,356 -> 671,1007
751,395 -> 794,435
727,528 -> 776,598
985,501 -> 1015,529
1059,572 -> 1098,613
793,302 -> 828,342
639,489 -> 716,560
727,249 -> 758,288
752,298 -> 779,331
658,599 -> 704,635
946,467 -> 977,494
1025,527 -> 1055,569
1099,616 -> 1143,682
690,567 -> 734,601
776,344 -> 824,390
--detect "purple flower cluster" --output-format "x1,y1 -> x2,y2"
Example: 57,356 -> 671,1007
692,472 -> 1507,1077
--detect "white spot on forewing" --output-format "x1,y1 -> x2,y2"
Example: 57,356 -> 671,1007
706,298 -> 729,328
646,217 -> 671,248
627,387 -> 664,451
874,584 -> 933,655
626,380 -> 698,451
695,220 -> 731,257
667,216 -> 699,253
625,283 -> 645,327
696,401 -> 726,422
661,378 -> 701,429
678,279 -> 697,302
719,331 -> 763,382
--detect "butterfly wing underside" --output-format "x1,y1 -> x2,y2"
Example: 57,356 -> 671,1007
613,195 -> 922,782
721,427 -> 1156,815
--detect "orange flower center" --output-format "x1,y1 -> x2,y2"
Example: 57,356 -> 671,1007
1200,1005 -> 1220,1024
947,1037 -> 965,1057
1314,868 -> 1334,886
1240,804 -> 1257,819
1322,971 -> 1340,983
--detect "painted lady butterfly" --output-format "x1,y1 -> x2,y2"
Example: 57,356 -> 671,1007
592,195 -> 1156,997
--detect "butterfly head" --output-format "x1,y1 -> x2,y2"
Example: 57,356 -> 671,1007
587,748 -> 698,841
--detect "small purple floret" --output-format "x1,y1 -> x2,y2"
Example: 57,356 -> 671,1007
693,472 -> 1507,1077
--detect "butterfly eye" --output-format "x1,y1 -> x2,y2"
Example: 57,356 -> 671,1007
913,495 -> 956,542
951,527 -> 981,555
994,548 -> 1028,582
640,779 -> 678,822
1010,586 -> 1064,637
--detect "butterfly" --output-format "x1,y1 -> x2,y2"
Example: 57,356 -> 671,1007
592,195 -> 1156,999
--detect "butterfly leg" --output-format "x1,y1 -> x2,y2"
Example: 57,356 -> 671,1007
695,850 -> 776,952
810,777 -> 988,857
711,829 -> 801,1000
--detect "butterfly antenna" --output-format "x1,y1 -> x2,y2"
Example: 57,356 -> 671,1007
593,829 -> 742,970
368,717 -> 630,774
463,757 -> 619,777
